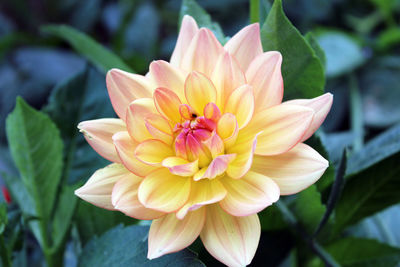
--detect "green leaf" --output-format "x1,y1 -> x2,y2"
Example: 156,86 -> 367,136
6,97 -> 63,222
309,238 -> 400,267
261,0 -> 325,100
333,126 -> 400,234
44,67 -> 114,184
78,224 -> 205,267
293,185 -> 326,234
180,0 -> 227,44
316,30 -> 365,78
259,204 -> 287,231
0,203 -> 6,234
41,25 -> 134,73
305,32 -> 326,67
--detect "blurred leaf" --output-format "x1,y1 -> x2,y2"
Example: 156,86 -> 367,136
78,224 -> 205,267
316,30 -> 365,78
0,203 -> 6,234
261,0 -> 325,100
180,0 -> 227,44
293,185 -> 326,234
44,67 -> 114,184
74,201 -> 135,245
376,27 -> 400,51
320,131 -> 355,167
69,0 -> 102,32
41,25 -> 133,73
6,97 -> 63,222
305,32 -> 326,67
308,238 -> 400,267
259,204 -> 287,231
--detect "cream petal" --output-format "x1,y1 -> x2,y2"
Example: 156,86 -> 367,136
224,23 -> 263,72
162,157 -> 199,177
216,113 -> 239,150
194,154 -> 236,181
112,131 -> 156,177
138,168 -> 191,213
283,93 -> 333,142
74,163 -> 127,210
224,84 -> 255,129
220,171 -> 280,216
135,139 -> 174,166
226,135 -> 257,179
126,98 -> 157,142
170,15 -> 199,67
147,207 -> 205,259
111,172 -> 165,220
181,28 -> 223,76
246,51 -> 283,111
184,71 -> 217,115
238,104 -> 314,156
200,205 -> 260,267
210,51 -> 246,109
153,87 -> 182,123
78,118 -> 126,163
251,143 -> 329,195
145,113 -> 173,144
106,69 -> 154,120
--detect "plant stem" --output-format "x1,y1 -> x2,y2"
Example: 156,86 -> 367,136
0,235 -> 11,267
250,0 -> 260,23
275,201 -> 341,267
349,74 -> 363,152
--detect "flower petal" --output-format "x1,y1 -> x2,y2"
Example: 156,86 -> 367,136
106,69 -> 154,120
138,168 -> 191,212
147,207 -> 205,259
162,157 -> 199,176
210,51 -> 246,109
283,93 -> 333,142
246,51 -> 283,111
200,204 -> 260,267
226,135 -> 257,179
112,131 -> 156,177
78,118 -> 126,163
184,71 -> 217,115
176,179 -> 227,219
216,113 -> 239,150
170,15 -> 199,67
224,23 -> 263,72
202,131 -> 224,158
220,171 -> 280,216
153,87 -> 182,122
224,84 -> 255,129
251,143 -> 329,195
239,104 -> 314,156
194,154 -> 236,181
135,139 -> 174,165
126,98 -> 157,142
111,172 -> 164,220
74,163 -> 126,210
149,60 -> 186,101
145,113 -> 173,144
181,28 -> 223,76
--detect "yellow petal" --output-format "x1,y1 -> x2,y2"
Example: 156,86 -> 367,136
147,207 -> 205,259
224,23 -> 263,71
226,135 -> 257,179
210,51 -> 246,109
184,71 -> 217,115
112,131 -> 156,177
283,93 -> 333,142
126,98 -> 157,142
144,113 -> 173,144
217,113 -> 239,150
111,172 -> 165,220
170,15 -> 199,67
239,104 -> 314,156
194,154 -> 236,181
153,87 -> 182,123
176,179 -> 227,219
138,168 -> 191,212
251,143 -> 329,195
78,118 -> 126,163
202,131 -> 224,158
181,28 -> 223,76
162,157 -> 199,176
220,171 -> 280,216
106,69 -> 154,120
149,60 -> 186,101
200,205 -> 260,267
224,84 -> 255,129
135,139 -> 174,166
246,51 -> 283,111
74,163 -> 126,210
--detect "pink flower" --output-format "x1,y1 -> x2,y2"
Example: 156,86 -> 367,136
75,15 -> 332,267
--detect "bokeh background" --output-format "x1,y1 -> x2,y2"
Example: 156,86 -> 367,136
0,0 -> 400,266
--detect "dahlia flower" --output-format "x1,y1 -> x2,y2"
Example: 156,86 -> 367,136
75,15 -> 332,267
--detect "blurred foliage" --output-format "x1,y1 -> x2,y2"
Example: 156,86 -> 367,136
0,0 -> 400,266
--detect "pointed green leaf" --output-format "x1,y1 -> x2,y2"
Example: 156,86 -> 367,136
41,25 -> 134,73
261,0 -> 325,100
